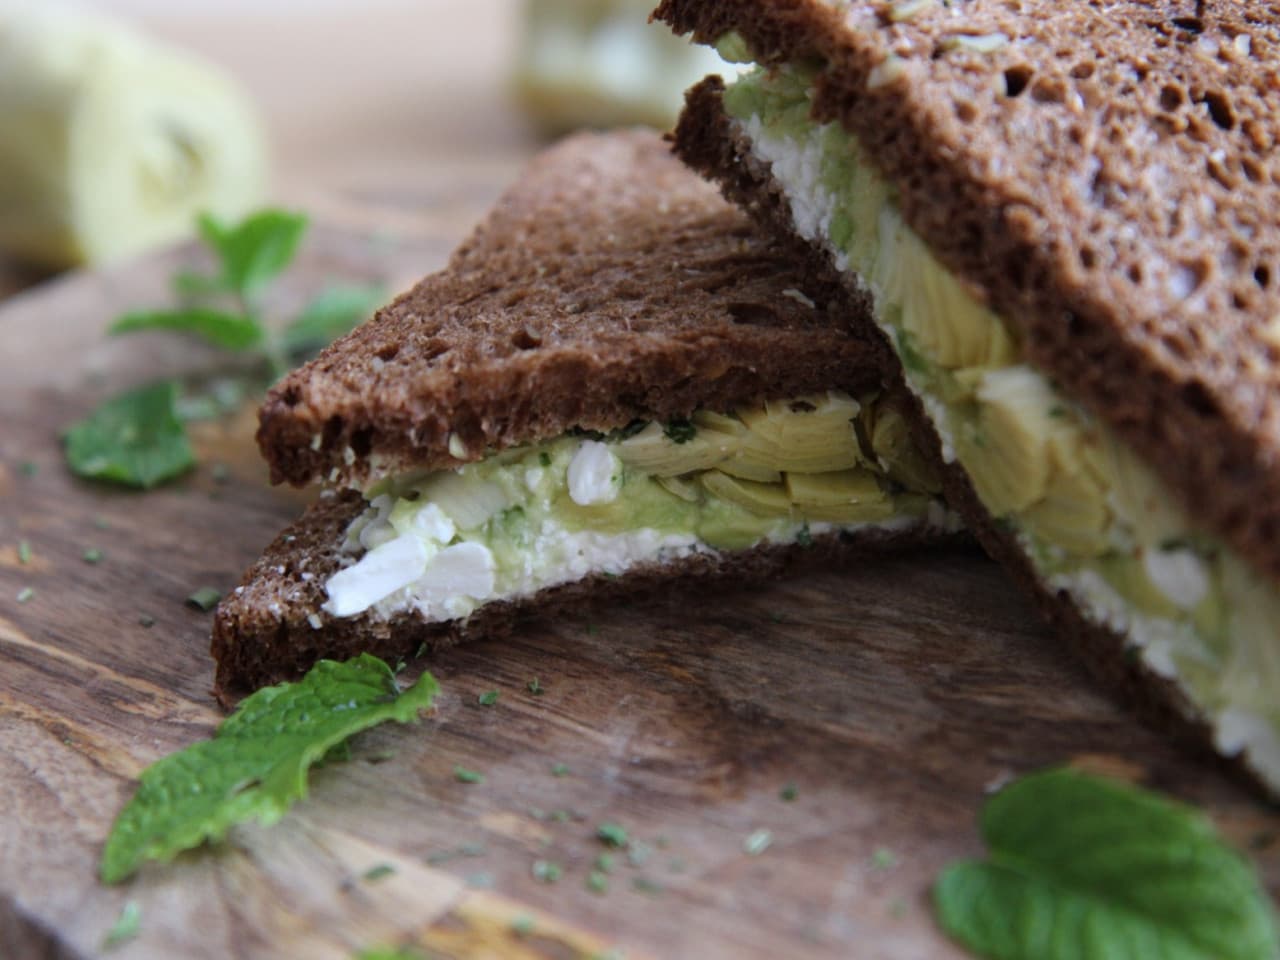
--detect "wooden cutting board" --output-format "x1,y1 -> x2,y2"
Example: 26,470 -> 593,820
1,215 -> 1276,960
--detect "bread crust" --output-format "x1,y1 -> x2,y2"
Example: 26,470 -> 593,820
260,130 -> 881,490
673,74 -> 1272,797
656,0 -> 1280,584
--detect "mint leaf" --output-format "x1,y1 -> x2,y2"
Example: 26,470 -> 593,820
197,209 -> 308,297
99,654 -> 439,884
110,308 -> 264,352
934,768 -> 1279,960
281,283 -> 386,357
64,381 -> 194,489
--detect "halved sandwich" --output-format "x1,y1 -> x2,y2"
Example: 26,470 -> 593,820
658,1 -> 1280,792
211,129 -> 960,701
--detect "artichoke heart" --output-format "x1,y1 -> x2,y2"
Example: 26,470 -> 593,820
954,366 -> 1059,516
1096,428 -> 1188,548
867,403 -> 942,494
1018,430 -> 1112,558
615,420 -> 738,475
900,247 -> 1013,371
1217,553 -> 1280,718
785,469 -> 895,522
700,470 -> 793,518
735,391 -> 863,473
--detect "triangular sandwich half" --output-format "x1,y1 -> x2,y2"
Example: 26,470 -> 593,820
212,129 -> 960,701
659,0 -> 1280,794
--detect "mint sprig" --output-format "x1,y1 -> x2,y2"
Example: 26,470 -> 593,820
64,381 -> 194,488
100,654 -> 438,884
934,767 -> 1279,960
64,208 -> 385,489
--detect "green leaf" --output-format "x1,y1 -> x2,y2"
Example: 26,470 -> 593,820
934,768 -> 1280,960
64,381 -> 195,489
198,209 -> 308,297
280,283 -> 386,357
110,308 -> 264,352
99,654 -> 439,884
101,900 -> 141,950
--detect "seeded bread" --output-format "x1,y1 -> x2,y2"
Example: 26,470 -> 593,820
260,129 -> 881,491
217,129 -> 961,700
673,74 -> 1270,796
656,0 -> 1280,585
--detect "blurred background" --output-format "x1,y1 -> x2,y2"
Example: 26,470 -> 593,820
0,0 -> 733,298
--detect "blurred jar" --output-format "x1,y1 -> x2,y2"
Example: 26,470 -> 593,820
0,4 -> 267,269
513,0 -> 738,133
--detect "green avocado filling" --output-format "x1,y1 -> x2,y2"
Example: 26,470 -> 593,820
719,59 -> 1280,781
324,390 -> 949,623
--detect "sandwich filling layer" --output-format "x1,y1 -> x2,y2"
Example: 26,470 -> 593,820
717,61 -> 1280,785
323,390 -> 955,623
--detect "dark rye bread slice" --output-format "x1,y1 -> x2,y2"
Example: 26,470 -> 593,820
211,493 -> 954,702
655,0 -> 1280,585
673,76 -> 1267,796
261,128 -> 883,491
215,129 -> 962,701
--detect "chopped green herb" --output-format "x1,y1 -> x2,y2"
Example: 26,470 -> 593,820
16,587 -> 33,603
101,900 -> 141,950
744,829 -> 773,856
17,539 -> 31,565
663,418 -> 697,444
871,847 -> 897,869
597,822 -> 629,848
531,859 -> 562,883
94,515 -> 110,529
82,547 -> 104,564
1048,404 -> 1067,419
587,870 -> 609,894
780,783 -> 798,802
453,765 -> 484,784
138,614 -> 156,628
631,876 -> 663,896
477,690 -> 499,706
186,586 -> 222,611
511,914 -> 536,936
796,523 -> 813,548
595,852 -> 616,873
362,863 -> 396,882
934,767 -> 1280,960
100,655 -> 438,884
18,460 -> 37,477
355,947 -> 427,960
551,762 -> 570,777
526,677 -> 544,695
364,750 -> 396,764
895,326 -> 930,375
64,380 -> 195,489
414,641 -> 429,659
539,451 -> 552,467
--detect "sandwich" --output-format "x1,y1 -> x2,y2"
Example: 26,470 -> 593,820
211,129 -> 960,701
656,0 -> 1280,792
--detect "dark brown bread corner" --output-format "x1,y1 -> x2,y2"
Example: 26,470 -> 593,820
260,129 -> 881,491
673,73 -> 1270,798
657,0 -> 1280,585
211,496 -> 960,704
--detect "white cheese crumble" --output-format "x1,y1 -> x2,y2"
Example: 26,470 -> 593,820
567,440 -> 620,505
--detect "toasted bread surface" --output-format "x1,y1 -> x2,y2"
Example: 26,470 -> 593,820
657,0 -> 1280,583
261,129 -> 880,490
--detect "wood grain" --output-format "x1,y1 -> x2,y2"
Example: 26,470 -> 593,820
1,218 -> 1276,960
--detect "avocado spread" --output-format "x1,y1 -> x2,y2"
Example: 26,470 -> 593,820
718,58 -> 1280,781
324,391 -> 954,623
